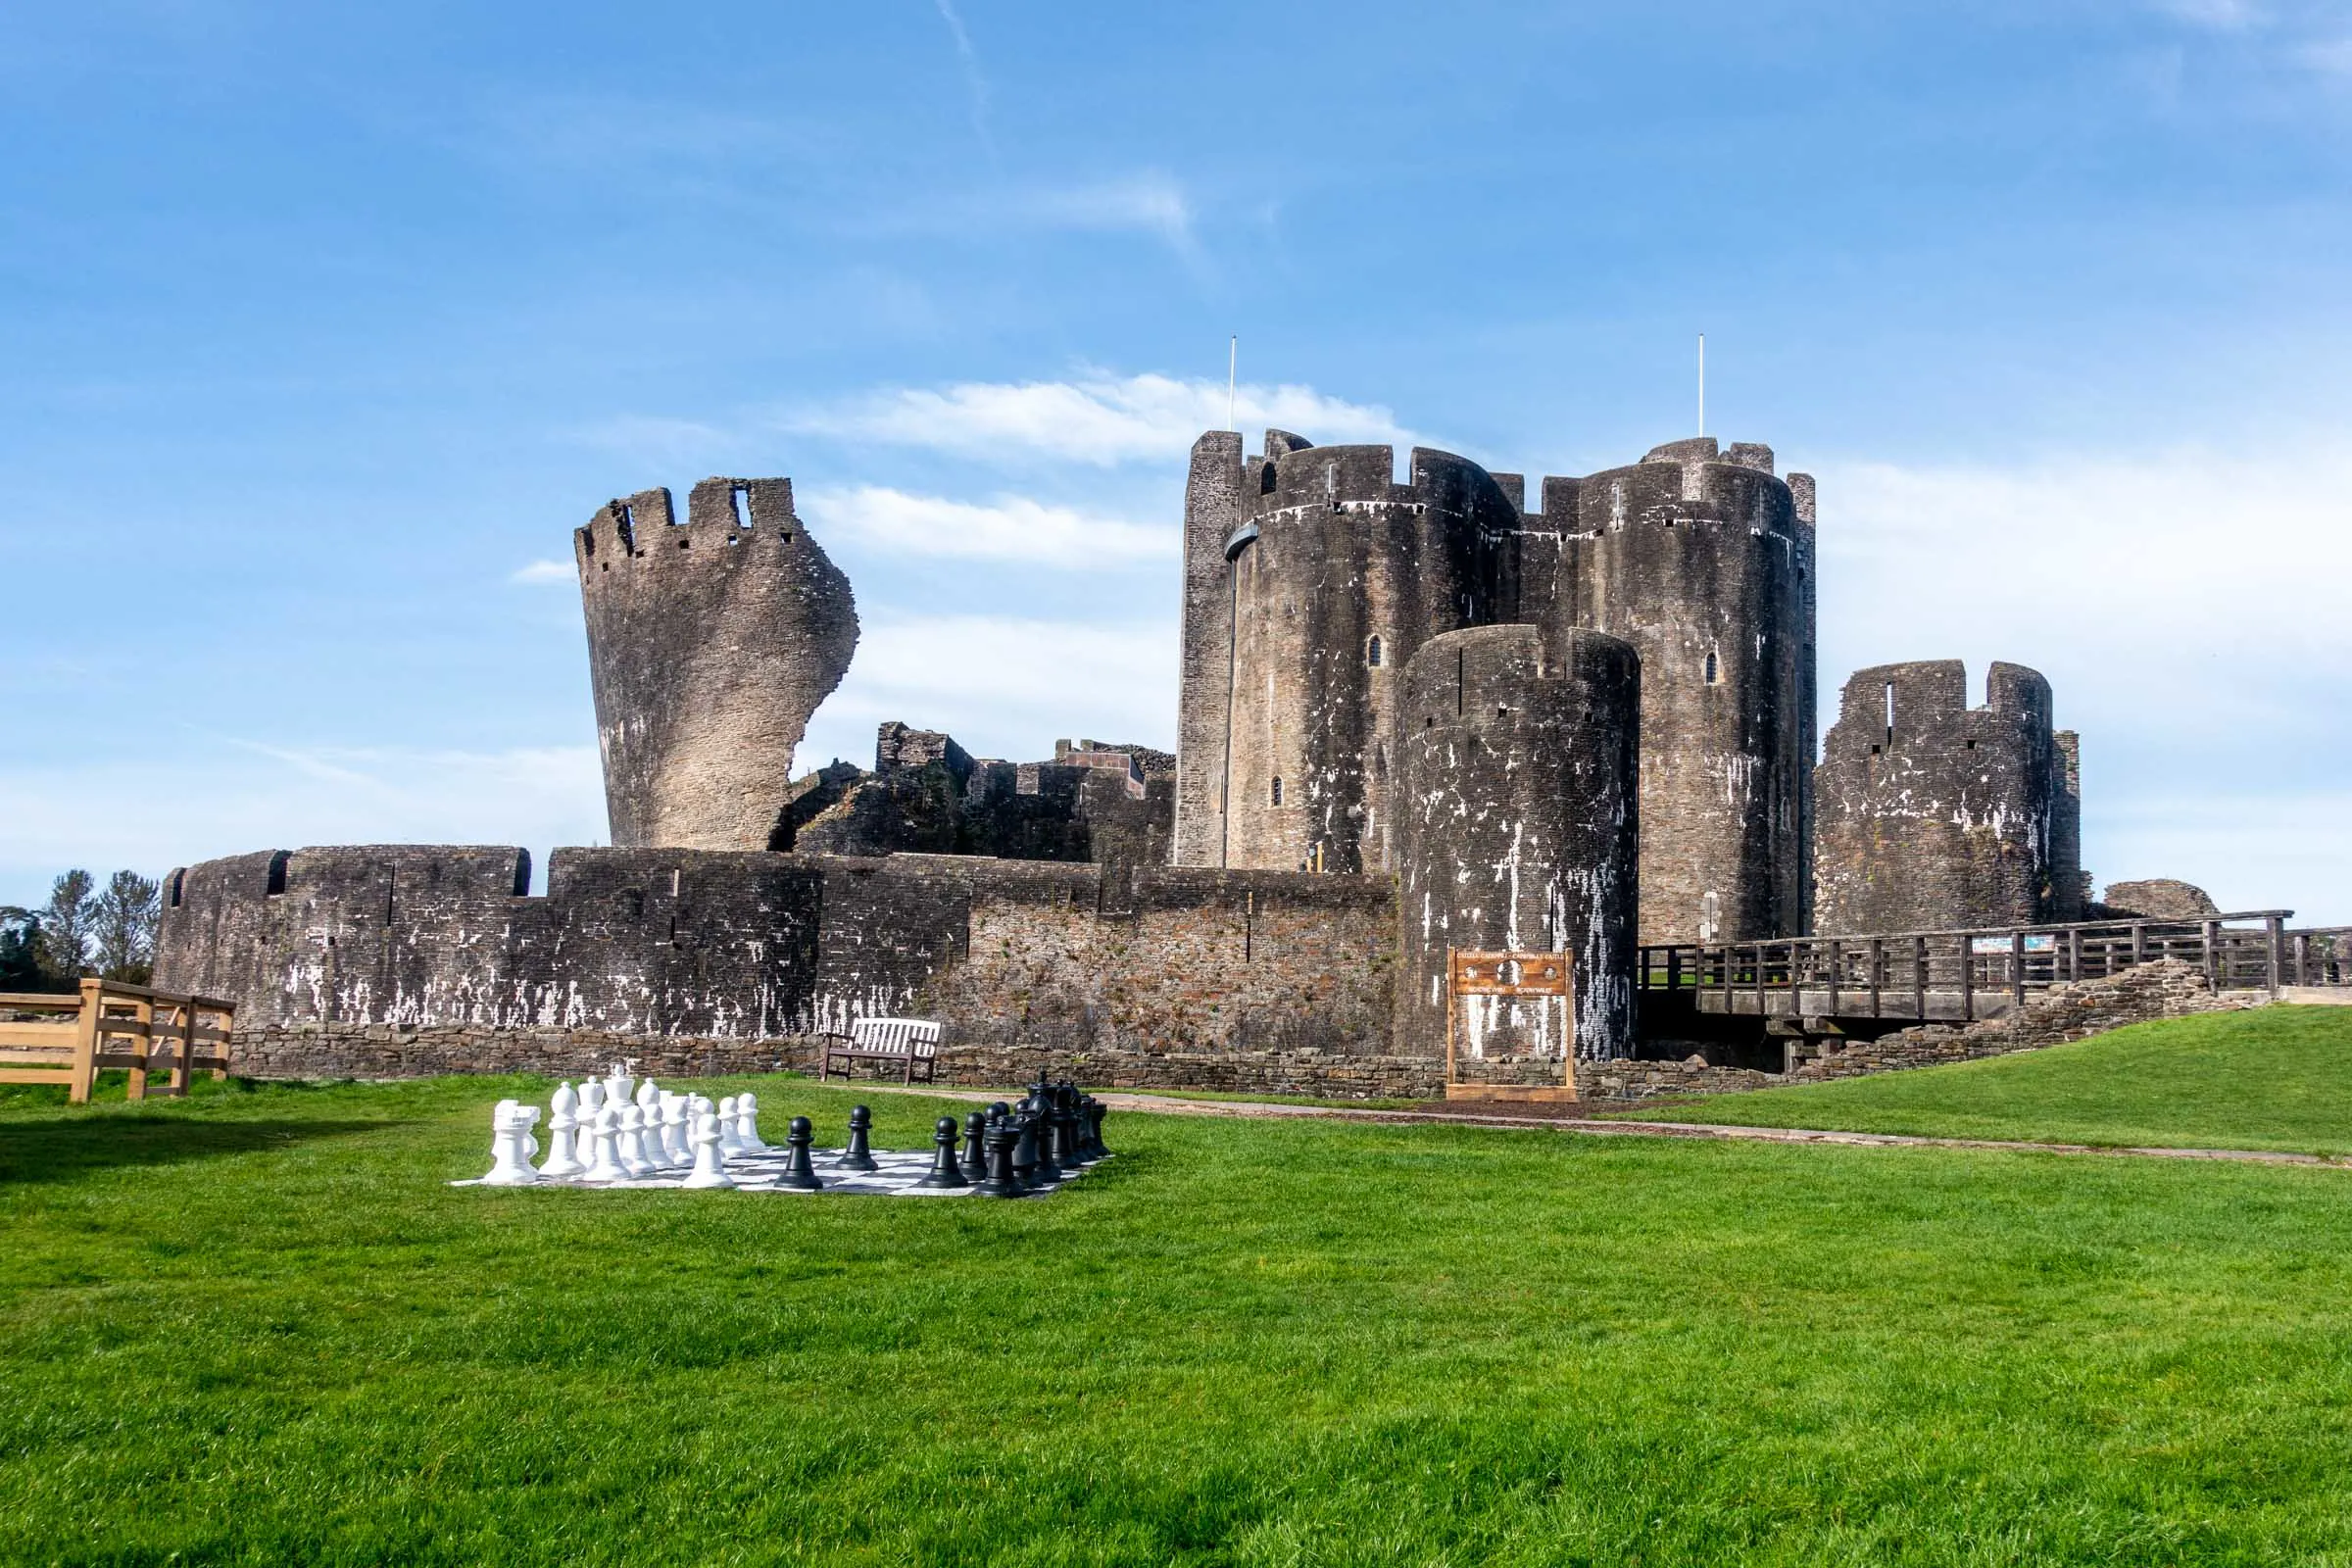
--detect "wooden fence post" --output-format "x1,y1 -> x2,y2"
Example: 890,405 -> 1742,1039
67,978 -> 102,1104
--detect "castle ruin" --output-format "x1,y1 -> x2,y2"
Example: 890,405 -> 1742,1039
151,418 -> 2180,1095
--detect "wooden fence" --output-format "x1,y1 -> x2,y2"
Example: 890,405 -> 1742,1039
1641,910 -> 2313,1024
0,979 -> 235,1102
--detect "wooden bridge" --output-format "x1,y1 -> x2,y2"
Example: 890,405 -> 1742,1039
1640,911 -> 2349,1027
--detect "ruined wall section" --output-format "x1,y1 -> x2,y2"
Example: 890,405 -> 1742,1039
1214,438 -> 1517,874
156,848 -> 1395,1057
1518,438 -> 1810,946
1813,660 -> 2083,933
576,476 -> 858,851
1396,624 -> 1641,1063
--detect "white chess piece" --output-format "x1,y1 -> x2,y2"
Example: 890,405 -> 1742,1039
735,1092 -> 769,1153
540,1083 -> 587,1178
582,1105 -> 626,1182
617,1104 -> 653,1177
480,1100 -> 544,1186
604,1062 -> 634,1112
715,1096 -> 746,1156
661,1092 -> 690,1165
682,1109 -> 735,1190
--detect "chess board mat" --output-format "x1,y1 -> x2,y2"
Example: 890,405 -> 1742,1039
454,1147 -> 1105,1197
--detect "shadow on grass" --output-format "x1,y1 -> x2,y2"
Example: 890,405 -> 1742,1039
0,1116 -> 399,1185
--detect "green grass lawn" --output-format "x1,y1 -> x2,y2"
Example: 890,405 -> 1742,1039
4,1070 -> 2352,1565
1631,1004 -> 2352,1156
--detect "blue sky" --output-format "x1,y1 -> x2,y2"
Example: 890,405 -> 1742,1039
4,0 -> 2349,919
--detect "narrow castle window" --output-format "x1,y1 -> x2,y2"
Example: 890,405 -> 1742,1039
1367,635 -> 1383,668
730,484 -> 752,528
1704,650 -> 1719,685
1885,680 -> 1896,748
1271,777 -> 1284,807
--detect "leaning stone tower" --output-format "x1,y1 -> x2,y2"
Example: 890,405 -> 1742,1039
1172,433 -> 1519,874
575,476 -> 858,851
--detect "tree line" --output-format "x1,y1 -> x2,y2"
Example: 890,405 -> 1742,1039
0,870 -> 162,992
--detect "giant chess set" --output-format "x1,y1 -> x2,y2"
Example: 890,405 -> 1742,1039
455,1065 -> 1112,1197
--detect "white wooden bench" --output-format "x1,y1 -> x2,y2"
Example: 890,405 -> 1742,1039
819,1016 -> 943,1085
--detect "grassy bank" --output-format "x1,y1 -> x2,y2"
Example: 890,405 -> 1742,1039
3,1072 -> 2350,1564
1629,1004 -> 2352,1155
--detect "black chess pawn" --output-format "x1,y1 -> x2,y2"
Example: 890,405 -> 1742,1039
1010,1112 -> 1039,1184
1086,1097 -> 1110,1158
959,1110 -> 989,1181
839,1104 -> 878,1172
779,1116 -> 824,1191
973,1121 -> 1025,1197
915,1115 -> 969,1189
1051,1096 -> 1089,1167
988,1101 -> 1011,1121
1030,1109 -> 1064,1184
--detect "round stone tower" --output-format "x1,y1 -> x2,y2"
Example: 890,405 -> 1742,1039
1813,659 -> 2083,933
1178,433 -> 1519,874
1528,438 -> 1811,946
1396,622 -> 1642,1062
575,476 -> 858,851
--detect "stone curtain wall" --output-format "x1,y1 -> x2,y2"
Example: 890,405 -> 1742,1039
159,846 -> 1399,1071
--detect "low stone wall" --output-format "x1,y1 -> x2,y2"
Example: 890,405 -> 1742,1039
227,1024 -> 1447,1100
226,959 -> 2263,1105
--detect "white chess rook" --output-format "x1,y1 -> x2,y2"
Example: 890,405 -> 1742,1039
682,1109 -> 735,1189
540,1082 -> 587,1178
480,1099 -> 544,1186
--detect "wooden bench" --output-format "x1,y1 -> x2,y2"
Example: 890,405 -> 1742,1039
819,1016 -> 942,1085
0,979 -> 235,1103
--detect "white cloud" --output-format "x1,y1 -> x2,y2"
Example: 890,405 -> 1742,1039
0,740 -> 605,904
789,372 -> 1414,466
800,485 -> 1172,566
1815,435 -> 2352,919
510,559 -> 575,585
798,614 -> 1175,771
2156,0 -> 2266,29
1008,173 -> 1193,245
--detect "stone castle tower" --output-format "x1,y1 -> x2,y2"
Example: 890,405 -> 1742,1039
1396,622 -> 1642,1061
1174,429 -> 1815,948
575,476 -> 858,851
1813,660 -> 2084,933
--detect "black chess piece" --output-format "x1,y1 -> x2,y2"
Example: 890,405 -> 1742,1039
988,1101 -> 1011,1121
1010,1112 -> 1039,1184
1086,1097 -> 1109,1158
915,1115 -> 969,1189
1030,1109 -> 1064,1184
959,1110 -> 989,1181
973,1122 -> 1024,1197
1051,1094 -> 1088,1167
780,1116 -> 824,1191
839,1104 -> 878,1172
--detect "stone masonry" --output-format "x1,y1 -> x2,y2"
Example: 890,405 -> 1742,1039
1814,660 -> 2084,933
1173,431 -> 1813,948
577,477 -> 858,851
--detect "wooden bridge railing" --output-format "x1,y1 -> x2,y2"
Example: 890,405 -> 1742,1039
1641,909 -> 2310,1024
0,979 -> 235,1102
